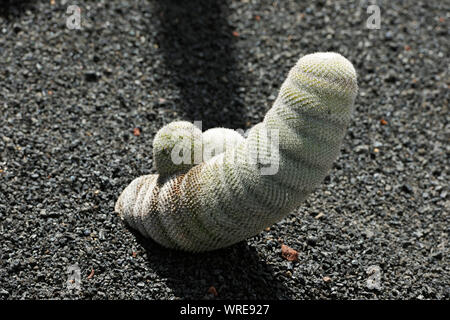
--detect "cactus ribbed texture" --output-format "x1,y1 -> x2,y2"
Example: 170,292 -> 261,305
115,52 -> 358,252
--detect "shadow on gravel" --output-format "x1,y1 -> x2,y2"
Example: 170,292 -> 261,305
132,229 -> 291,299
0,0 -> 36,19
154,0 -> 247,130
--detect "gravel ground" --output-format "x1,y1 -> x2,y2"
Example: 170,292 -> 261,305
0,0 -> 448,300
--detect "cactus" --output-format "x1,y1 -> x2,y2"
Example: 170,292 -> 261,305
115,52 -> 358,252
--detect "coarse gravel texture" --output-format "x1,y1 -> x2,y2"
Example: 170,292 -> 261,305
0,0 -> 448,300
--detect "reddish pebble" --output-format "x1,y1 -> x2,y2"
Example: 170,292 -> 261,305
232,31 -> 240,37
380,119 -> 388,126
207,286 -> 218,297
281,244 -> 299,262
133,127 -> 141,136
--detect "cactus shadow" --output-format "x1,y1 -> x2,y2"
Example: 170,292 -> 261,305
131,229 -> 292,299
152,0 -> 247,130
0,0 -> 36,19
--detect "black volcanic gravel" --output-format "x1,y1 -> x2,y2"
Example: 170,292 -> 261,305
0,0 -> 448,299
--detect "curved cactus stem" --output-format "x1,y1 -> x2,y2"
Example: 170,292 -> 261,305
116,52 -> 358,252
